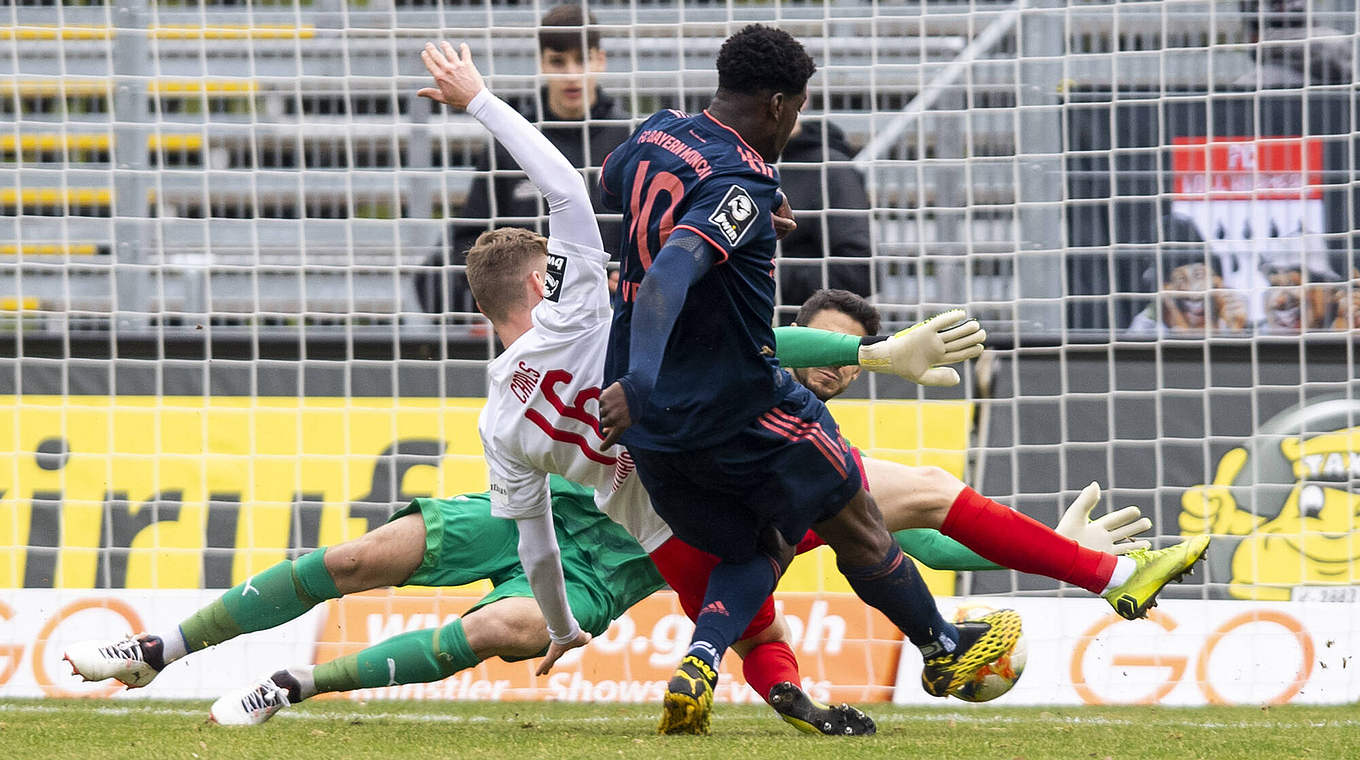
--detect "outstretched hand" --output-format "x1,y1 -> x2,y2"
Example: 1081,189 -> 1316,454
597,381 -> 632,450
857,309 -> 986,387
1055,481 -> 1153,555
536,629 -> 592,676
418,41 -> 486,110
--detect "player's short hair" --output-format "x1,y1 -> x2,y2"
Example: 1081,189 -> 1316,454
465,228 -> 548,323
716,24 -> 816,97
538,3 -> 601,54
796,289 -> 881,336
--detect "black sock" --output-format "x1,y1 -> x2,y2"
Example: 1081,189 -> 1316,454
840,545 -> 959,654
686,556 -> 780,672
139,635 -> 167,671
271,670 -> 303,704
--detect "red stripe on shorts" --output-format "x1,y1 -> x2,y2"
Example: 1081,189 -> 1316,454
759,409 -> 849,478
756,413 -> 848,480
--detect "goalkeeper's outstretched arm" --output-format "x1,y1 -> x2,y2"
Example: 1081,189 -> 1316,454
772,308 -> 986,387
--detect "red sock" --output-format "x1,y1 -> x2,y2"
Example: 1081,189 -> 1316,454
940,487 -> 1116,594
741,641 -> 801,705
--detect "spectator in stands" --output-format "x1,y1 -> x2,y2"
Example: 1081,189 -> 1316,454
1128,253 -> 1250,334
775,118 -> 873,320
1237,0 -> 1353,88
416,3 -> 630,314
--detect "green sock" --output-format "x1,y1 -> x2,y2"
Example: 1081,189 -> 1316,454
179,549 -> 342,652
313,618 -> 480,694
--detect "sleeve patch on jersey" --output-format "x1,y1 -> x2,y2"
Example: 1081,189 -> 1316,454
708,184 -> 758,247
543,252 -> 567,302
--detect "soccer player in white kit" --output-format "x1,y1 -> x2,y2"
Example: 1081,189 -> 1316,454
419,40 -> 1208,722
64,42 -> 1194,732
417,41 -> 991,676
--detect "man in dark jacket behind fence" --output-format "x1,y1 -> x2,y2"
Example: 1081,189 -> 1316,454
775,118 -> 874,320
416,3 -> 632,314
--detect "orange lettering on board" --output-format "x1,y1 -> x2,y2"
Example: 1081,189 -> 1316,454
1070,610 -> 1186,706
311,590 -> 901,703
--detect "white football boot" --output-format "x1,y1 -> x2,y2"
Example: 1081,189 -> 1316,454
209,676 -> 292,726
63,636 -> 161,688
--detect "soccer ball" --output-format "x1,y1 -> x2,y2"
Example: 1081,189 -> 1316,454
948,603 -> 1026,703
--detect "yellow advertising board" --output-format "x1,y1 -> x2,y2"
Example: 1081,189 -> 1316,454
0,395 -> 972,594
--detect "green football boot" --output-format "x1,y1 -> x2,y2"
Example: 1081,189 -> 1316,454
1103,535 -> 1211,620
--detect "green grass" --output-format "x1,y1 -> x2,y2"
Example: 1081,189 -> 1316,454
1,699 -> 1356,759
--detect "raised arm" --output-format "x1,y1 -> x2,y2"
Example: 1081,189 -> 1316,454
419,41 -> 602,252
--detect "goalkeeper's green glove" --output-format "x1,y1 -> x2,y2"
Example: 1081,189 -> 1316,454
856,309 -> 986,387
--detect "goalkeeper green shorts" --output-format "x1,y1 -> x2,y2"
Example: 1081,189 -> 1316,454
390,475 -> 666,640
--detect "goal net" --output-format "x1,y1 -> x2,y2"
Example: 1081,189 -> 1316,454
1,0 -> 1356,706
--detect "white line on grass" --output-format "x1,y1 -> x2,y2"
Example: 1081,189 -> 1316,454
1,703 -> 1355,731
872,712 -> 1360,730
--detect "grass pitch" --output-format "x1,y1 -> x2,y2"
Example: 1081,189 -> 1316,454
1,699 -> 1355,759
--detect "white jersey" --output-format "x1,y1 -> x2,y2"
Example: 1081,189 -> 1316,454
462,89 -> 671,644
479,232 -> 672,554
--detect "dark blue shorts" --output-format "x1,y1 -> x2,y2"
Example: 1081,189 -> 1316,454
628,383 -> 863,563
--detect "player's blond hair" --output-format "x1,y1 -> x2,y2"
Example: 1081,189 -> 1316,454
465,227 -> 549,323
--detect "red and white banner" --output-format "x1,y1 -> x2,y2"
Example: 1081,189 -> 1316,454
1167,135 -> 1331,325
1171,136 -> 1323,201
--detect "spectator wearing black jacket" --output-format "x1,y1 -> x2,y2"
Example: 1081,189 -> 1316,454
416,3 -> 632,314
775,118 -> 873,320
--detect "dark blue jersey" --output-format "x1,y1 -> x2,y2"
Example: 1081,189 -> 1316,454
601,109 -> 794,451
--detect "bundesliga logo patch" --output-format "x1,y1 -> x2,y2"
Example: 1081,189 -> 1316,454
708,184 -> 757,246
544,253 -> 567,302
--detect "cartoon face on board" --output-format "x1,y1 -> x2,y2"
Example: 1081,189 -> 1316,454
1179,398 -> 1360,601
1227,429 -> 1360,598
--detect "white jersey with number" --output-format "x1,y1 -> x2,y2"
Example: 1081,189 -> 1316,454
468,90 -> 672,555
479,236 -> 672,554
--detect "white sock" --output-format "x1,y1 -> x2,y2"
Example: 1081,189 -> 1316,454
156,628 -> 188,665
1100,556 -> 1136,594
